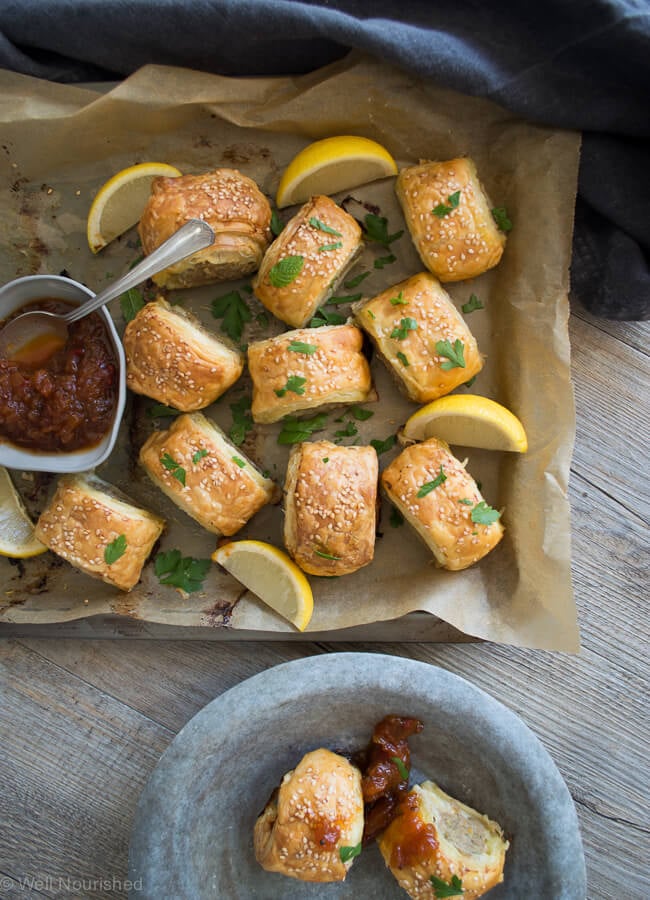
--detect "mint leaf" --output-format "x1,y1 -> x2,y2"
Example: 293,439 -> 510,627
104,534 -> 127,565
319,241 -> 343,252
339,842 -> 362,863
436,338 -> 465,370
344,271 -> 370,289
363,213 -> 404,246
459,498 -> 473,505
374,253 -> 396,269
192,448 -> 208,464
147,403 -> 179,418
326,293 -> 362,305
314,548 -> 342,561
211,290 -> 252,343
396,351 -> 409,367
268,255 -> 304,287
390,317 -> 418,340
161,452 -> 186,487
471,500 -> 501,525
309,216 -> 342,237
390,291 -> 408,306
308,307 -> 347,327
417,466 -> 447,497
232,456 -> 246,468
288,340 -> 317,355
370,434 -> 397,455
278,413 -> 328,444
431,874 -> 464,897
229,395 -> 253,446
154,550 -> 211,593
462,293 -> 484,314
335,421 -> 358,438
391,756 -> 409,780
492,206 -> 513,232
351,407 -> 374,421
432,190 -> 461,217
275,375 -> 307,397
120,288 -> 145,323
270,208 -> 284,236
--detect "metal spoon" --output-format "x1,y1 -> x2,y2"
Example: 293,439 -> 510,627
0,218 -> 214,362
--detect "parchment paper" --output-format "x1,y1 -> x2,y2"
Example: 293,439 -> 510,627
0,54 -> 581,649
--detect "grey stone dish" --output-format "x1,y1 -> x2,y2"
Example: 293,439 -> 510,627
129,652 -> 586,899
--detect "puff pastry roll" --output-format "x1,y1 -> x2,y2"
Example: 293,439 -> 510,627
139,412 -> 279,535
381,437 -> 503,570
34,474 -> 164,592
123,298 -> 244,411
354,272 -> 482,403
378,780 -> 508,900
252,195 -> 362,327
254,748 -> 364,883
247,324 -> 372,424
396,158 -> 506,282
284,440 -> 378,576
138,168 -> 272,288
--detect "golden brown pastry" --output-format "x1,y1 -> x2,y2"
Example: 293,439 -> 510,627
34,474 -> 164,592
139,412 -> 279,535
354,272 -> 483,403
138,168 -> 272,288
123,298 -> 244,411
253,195 -> 362,327
254,748 -> 364,883
395,158 -> 506,282
381,437 -> 503,570
247,324 -> 372,424
377,780 -> 509,899
284,440 -> 378,576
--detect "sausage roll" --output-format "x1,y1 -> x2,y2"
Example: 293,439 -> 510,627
34,474 -> 164,592
252,195 -> 362,327
284,440 -> 378,576
395,158 -> 506,282
139,412 -> 279,535
378,780 -> 509,900
247,324 -> 372,424
123,298 -> 244,411
381,437 -> 503,570
354,272 -> 482,403
138,168 -> 272,288
254,748 -> 364,883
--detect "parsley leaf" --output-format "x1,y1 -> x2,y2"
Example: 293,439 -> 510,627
390,291 -> 408,306
319,241 -> 343,252
374,253 -> 396,269
339,843 -> 362,863
390,317 -> 418,340
308,307 -> 347,327
104,534 -> 127,565
396,351 -> 409,367
278,413 -> 328,444
335,421 -> 358,438
351,407 -> 374,421
389,506 -> 404,527
229,395 -> 253,446
391,756 -> 409,780
268,255 -> 304,287
326,293 -> 362,305
492,206 -> 513,232
344,271 -> 370,289
147,403 -> 179,418
371,434 -> 397,455
154,550 -> 211,593
309,216 -> 342,237
363,213 -> 404,246
211,290 -> 252,343
314,548 -> 342,561
417,465 -> 447,497
275,375 -> 307,397
430,874 -> 464,897
288,340 -> 317,355
161,452 -> 186,487
270,208 -> 284,236
120,288 -> 145,323
471,500 -> 501,525
432,190 -> 461,217
192,448 -> 208,464
462,293 -> 484,314
232,456 -> 246,468
435,338 -> 466,370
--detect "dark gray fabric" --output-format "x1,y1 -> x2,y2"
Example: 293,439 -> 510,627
1,0 -> 649,319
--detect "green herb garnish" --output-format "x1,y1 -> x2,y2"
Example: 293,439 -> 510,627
288,340 -> 317,355
154,550 -> 211,593
147,403 -> 179,418
367,309 -> 376,319
104,534 -> 127,565
363,213 -> 404,246
462,293 -> 484,314
120,288 -> 145,323
278,413 -> 328,444
374,253 -> 396,269
391,756 -> 409,780
308,307 -> 347,327
390,317 -> 418,340
275,375 -> 307,397
314,548 -> 342,561
255,311 -> 270,328
161,452 -> 186,487
390,291 -> 408,306
211,290 -> 251,343
309,216 -> 342,237
351,407 -> 374,421
459,498 -> 473,505
326,293 -> 362,305
464,376 -> 477,388
491,206 -> 513,232
417,466 -> 447,497
396,351 -> 409,367
436,338 -> 466,370
471,501 -> 501,525
339,843 -> 362,863
430,874 -> 464,897
319,241 -> 343,252
335,421 -> 358,438
322,457 -> 329,463
192,448 -> 208,464
270,208 -> 284,236
432,190 -> 461,217
229,395 -> 253,446
344,271 -> 370,288
370,434 -> 397,455
390,506 -> 404,527
232,456 -> 246,468
268,255 -> 304,287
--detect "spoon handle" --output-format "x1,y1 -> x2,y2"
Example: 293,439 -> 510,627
64,219 -> 215,324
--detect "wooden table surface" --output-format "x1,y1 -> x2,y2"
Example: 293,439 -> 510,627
1,302 -> 648,899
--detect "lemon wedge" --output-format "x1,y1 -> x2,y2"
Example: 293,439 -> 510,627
87,161 -> 182,253
402,394 -> 528,452
212,539 -> 314,631
0,466 -> 47,558
276,135 -> 398,208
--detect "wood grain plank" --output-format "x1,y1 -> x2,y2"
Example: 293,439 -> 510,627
571,303 -> 650,356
